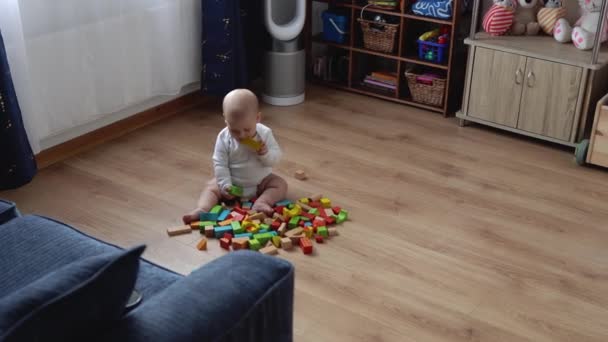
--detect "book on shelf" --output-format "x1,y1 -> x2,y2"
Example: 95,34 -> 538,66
371,71 -> 398,83
366,75 -> 397,86
363,78 -> 396,90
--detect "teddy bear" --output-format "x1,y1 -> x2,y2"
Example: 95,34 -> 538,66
511,0 -> 543,35
537,0 -> 567,34
483,0 -> 517,36
554,0 -> 608,50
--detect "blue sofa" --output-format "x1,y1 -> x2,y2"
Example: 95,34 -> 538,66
0,199 -> 294,341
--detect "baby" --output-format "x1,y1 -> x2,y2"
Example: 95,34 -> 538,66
183,89 -> 287,224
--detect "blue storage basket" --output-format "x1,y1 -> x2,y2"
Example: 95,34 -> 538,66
322,10 -> 349,44
417,39 -> 448,64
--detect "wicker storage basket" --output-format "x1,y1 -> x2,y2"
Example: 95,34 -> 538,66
405,71 -> 446,107
357,6 -> 399,53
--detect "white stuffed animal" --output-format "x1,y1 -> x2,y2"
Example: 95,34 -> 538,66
512,0 -> 543,35
554,0 -> 608,50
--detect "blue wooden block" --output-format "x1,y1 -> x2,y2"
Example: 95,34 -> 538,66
275,199 -> 292,207
217,209 -> 231,221
258,229 -> 269,234
304,222 -> 312,227
200,212 -> 219,221
214,226 -> 232,238
242,202 -> 253,209
234,233 -> 253,239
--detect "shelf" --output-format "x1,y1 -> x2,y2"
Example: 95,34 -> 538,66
312,34 -> 351,50
466,33 -> 608,70
353,83 -> 397,97
402,56 -> 449,70
351,46 -> 400,60
403,14 -> 453,26
347,4 -> 403,17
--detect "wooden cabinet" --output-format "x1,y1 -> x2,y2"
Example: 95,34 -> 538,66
588,94 -> 608,167
458,35 -> 608,147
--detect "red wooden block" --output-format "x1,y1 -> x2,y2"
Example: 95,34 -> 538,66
319,209 -> 328,219
223,233 -> 233,242
326,217 -> 336,225
299,220 -> 306,227
308,201 -> 321,208
274,206 -> 285,214
271,220 -> 282,230
220,238 -> 231,250
332,206 -> 342,215
234,207 -> 248,216
299,237 -> 313,254
315,235 -> 324,243
313,218 -> 326,228
301,212 -> 315,220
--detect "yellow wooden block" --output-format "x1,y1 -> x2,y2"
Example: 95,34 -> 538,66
299,197 -> 310,204
272,235 -> 282,248
320,198 -> 331,208
240,137 -> 262,151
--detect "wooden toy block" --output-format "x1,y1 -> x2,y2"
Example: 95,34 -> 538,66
260,245 -> 279,255
240,137 -> 263,151
231,221 -> 244,234
258,229 -> 269,234
288,216 -> 299,229
223,233 -> 233,242
266,240 -> 273,247
303,227 -> 313,238
285,227 -> 304,237
249,239 -> 262,251
189,221 -> 202,229
167,225 -> 192,237
260,223 -> 270,230
228,185 -> 244,197
301,212 -> 315,220
249,212 -> 266,221
204,226 -> 215,238
317,226 -> 329,238
264,218 -> 274,225
315,235 -> 324,243
328,227 -> 338,236
325,208 -> 335,217
299,197 -> 310,204
337,210 -> 348,223
217,209 -> 231,222
234,232 -> 253,239
308,201 -> 321,208
253,232 -> 276,245
271,220 -> 282,230
219,237 -> 231,250
308,208 -> 319,215
199,212 -> 219,222
280,237 -> 293,250
326,217 -> 336,225
252,219 -> 261,225
277,222 -> 287,236
289,234 -> 304,244
231,212 -> 245,222
272,235 -> 282,248
218,219 -> 233,226
297,201 -> 313,211
232,237 -> 249,250
273,212 -> 285,222
275,199 -> 293,207
299,237 -> 313,254
304,222 -> 313,228
210,205 -> 223,214
214,226 -> 232,238
294,170 -> 307,180
299,220 -> 306,227
242,202 -> 253,209
233,207 -> 248,216
196,238 -> 208,250
320,198 -> 331,208
313,217 -> 326,228
310,194 -> 323,201
332,206 -> 342,215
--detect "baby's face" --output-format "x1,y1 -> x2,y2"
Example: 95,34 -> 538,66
225,111 -> 259,140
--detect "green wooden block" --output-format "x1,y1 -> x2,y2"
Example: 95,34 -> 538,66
300,216 -> 311,222
308,208 -> 319,215
229,185 -> 243,197
317,226 -> 329,238
288,216 -> 300,229
259,224 -> 270,230
287,203 -> 295,209
210,205 -> 223,214
199,221 -> 215,227
249,239 -> 261,251
337,210 -> 348,223
231,221 -> 244,234
253,232 -> 277,245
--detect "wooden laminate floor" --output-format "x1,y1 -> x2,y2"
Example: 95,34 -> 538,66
3,85 -> 608,341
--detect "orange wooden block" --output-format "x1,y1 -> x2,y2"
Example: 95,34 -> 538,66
189,221 -> 202,229
232,237 -> 249,250
218,219 -> 233,226
196,238 -> 208,250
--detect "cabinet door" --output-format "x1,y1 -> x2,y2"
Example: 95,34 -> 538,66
468,47 -> 526,128
517,58 -> 582,141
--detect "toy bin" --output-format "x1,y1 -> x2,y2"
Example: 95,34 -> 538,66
405,70 -> 446,107
322,10 -> 350,44
417,39 -> 449,64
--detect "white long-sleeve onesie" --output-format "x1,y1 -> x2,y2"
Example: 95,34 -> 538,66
213,123 -> 282,198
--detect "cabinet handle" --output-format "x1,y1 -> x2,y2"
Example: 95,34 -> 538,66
515,69 -> 523,85
527,71 -> 535,87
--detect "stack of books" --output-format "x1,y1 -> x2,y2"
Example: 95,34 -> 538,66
362,71 -> 397,93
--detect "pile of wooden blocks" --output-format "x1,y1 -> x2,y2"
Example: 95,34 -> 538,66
167,194 -> 347,256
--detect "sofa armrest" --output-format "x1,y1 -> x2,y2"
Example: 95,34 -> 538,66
0,199 -> 20,225
104,251 -> 294,342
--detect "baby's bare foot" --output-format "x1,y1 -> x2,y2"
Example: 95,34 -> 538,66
252,201 -> 273,216
182,209 -> 203,224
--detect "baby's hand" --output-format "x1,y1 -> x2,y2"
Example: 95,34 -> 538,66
257,142 -> 268,155
220,185 -> 235,199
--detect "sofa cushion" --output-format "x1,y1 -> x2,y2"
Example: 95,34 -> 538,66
0,215 -> 182,300
0,199 -> 19,224
0,245 -> 144,341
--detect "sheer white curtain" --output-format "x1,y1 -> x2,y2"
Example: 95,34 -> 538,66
0,0 -> 201,153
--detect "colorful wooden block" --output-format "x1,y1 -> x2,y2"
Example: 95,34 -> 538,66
308,201 -> 321,208
300,237 -> 313,254
275,199 -> 293,207
189,221 -> 202,229
204,226 -> 215,238
199,212 -> 219,221
240,137 -> 263,150
258,229 -> 269,234
337,210 -> 349,223
217,209 -> 231,221
285,227 -> 303,237
310,194 -> 323,201
249,239 -> 262,251
313,217 -> 326,228
232,237 -> 249,250
220,237 -> 231,250
315,235 -> 324,243
271,220 -> 282,230
320,198 -> 332,208
214,226 -> 232,238
308,208 -> 319,215
249,212 -> 266,221
253,231 -> 277,245
210,205 -> 223,214
277,222 -> 287,236
234,232 -> 253,239
273,212 -> 285,222
260,223 -> 270,231
228,185 -> 244,197
218,219 -> 233,226
332,206 -> 342,215
328,227 -> 338,236
167,225 -> 192,237
299,197 -> 310,204
326,217 -> 336,225
231,221 -> 244,234
280,237 -> 293,250
317,226 -> 329,238
242,202 -> 253,209
324,208 -> 335,217
231,212 -> 245,222
289,234 -> 304,244
260,245 -> 279,255
252,219 -> 261,225
288,216 -> 300,229
272,235 -> 282,248
264,218 -> 274,225
196,238 -> 208,250
297,201 -> 313,211
223,233 -> 233,242
303,227 -> 313,238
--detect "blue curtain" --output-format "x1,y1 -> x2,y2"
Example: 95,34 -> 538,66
0,31 -> 37,190
201,0 -> 264,96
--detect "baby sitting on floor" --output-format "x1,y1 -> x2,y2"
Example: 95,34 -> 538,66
183,89 -> 287,224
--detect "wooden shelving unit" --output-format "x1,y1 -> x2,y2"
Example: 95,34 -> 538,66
305,0 -> 466,116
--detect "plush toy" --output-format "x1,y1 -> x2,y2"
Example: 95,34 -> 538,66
554,0 -> 608,50
537,0 -> 567,34
512,0 -> 543,35
483,0 -> 517,36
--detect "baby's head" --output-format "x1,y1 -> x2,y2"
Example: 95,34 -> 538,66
223,89 -> 260,140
